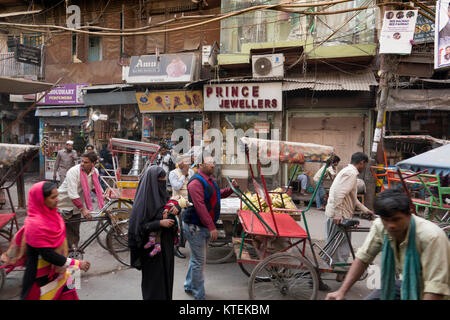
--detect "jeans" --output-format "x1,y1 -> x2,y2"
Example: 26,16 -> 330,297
183,223 -> 210,300
315,184 -> 326,208
296,174 -> 309,191
364,280 -> 402,300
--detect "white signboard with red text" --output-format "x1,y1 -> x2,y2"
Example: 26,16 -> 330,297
203,82 -> 282,112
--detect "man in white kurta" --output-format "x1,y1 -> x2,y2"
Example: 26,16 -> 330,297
325,152 -> 373,279
58,153 -> 101,249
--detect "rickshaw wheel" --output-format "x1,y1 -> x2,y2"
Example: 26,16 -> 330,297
106,218 -> 130,267
248,252 -> 319,300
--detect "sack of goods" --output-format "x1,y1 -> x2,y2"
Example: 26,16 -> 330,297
242,187 -> 297,212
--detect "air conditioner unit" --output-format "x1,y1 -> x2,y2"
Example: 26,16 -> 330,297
252,54 -> 285,78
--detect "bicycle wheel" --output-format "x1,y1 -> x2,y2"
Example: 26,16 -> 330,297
248,252 -> 319,300
106,220 -> 130,267
96,205 -> 132,250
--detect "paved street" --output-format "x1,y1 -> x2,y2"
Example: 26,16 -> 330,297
0,175 -> 379,300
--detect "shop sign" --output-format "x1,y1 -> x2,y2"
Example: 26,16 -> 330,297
136,90 -> 203,112
414,7 -> 435,44
127,53 -> 196,83
379,10 -> 418,54
37,83 -> 90,105
203,82 -> 282,112
435,0 -> 450,69
15,44 -> 41,66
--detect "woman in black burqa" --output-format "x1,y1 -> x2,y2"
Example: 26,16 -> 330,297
128,165 -> 180,300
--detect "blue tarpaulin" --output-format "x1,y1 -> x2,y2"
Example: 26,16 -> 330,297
396,144 -> 450,176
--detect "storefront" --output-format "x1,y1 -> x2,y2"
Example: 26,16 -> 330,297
384,88 -> 450,164
203,81 -> 283,189
82,84 -> 141,151
35,83 -> 90,180
137,89 -> 203,146
283,71 -> 378,185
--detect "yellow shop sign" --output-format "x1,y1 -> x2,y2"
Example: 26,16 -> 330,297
136,90 -> 203,112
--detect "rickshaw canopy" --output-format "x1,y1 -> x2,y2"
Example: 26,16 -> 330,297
396,143 -> 450,176
240,137 -> 334,164
109,138 -> 160,158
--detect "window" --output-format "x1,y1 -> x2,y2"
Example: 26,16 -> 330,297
23,33 -> 43,47
72,34 -> 77,58
88,35 -> 102,62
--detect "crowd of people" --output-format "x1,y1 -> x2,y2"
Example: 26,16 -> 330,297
1,140 -> 449,301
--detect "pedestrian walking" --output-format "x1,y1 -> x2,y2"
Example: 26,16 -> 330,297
57,152 -> 105,250
53,140 -> 78,185
1,181 -> 90,300
326,188 -> 450,300
128,166 -> 181,300
182,156 -> 238,300
169,154 -> 195,259
325,152 -> 373,281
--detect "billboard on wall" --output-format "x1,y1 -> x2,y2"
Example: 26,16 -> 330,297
37,83 -> 90,105
136,90 -> 203,112
379,10 -> 418,54
127,53 -> 196,83
435,0 -> 450,69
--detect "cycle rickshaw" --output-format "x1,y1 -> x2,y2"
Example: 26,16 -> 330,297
0,143 -> 40,291
225,137 -> 371,300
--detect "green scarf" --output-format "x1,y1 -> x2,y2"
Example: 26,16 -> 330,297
381,216 -> 421,300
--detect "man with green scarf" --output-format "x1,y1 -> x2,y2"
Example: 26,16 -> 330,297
326,188 -> 450,300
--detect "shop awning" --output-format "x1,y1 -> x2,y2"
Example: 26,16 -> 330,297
387,89 -> 450,111
396,144 -> 450,176
35,107 -> 88,117
282,70 -> 378,92
384,135 -> 450,146
82,84 -> 137,105
0,76 -> 54,94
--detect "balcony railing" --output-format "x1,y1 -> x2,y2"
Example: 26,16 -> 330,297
0,52 -> 42,79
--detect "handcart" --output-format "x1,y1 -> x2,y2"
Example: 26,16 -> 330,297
226,137 -> 370,300
0,143 -> 39,291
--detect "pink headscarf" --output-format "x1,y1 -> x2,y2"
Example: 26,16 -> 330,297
24,181 -> 66,248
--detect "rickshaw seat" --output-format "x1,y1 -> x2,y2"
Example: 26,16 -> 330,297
238,210 -> 307,239
0,213 -> 15,229
106,188 -> 136,200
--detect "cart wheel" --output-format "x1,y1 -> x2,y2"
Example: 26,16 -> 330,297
248,252 -> 319,300
206,240 -> 235,264
106,220 -> 130,267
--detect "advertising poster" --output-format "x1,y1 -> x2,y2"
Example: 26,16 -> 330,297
37,83 -> 90,105
379,10 -> 418,54
414,7 -> 435,43
435,0 -> 450,69
136,90 -> 203,112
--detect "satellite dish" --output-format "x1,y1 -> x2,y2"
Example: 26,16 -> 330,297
254,57 -> 272,76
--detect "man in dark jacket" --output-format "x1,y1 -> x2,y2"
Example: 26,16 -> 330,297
182,156 -> 238,300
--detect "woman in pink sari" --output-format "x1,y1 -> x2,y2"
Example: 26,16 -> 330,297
1,181 -> 90,300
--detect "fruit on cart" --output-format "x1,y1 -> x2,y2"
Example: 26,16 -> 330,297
242,188 -> 296,211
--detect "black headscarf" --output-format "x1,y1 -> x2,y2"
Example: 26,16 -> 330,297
128,165 -> 168,251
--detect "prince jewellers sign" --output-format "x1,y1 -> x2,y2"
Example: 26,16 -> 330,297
203,82 -> 282,112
